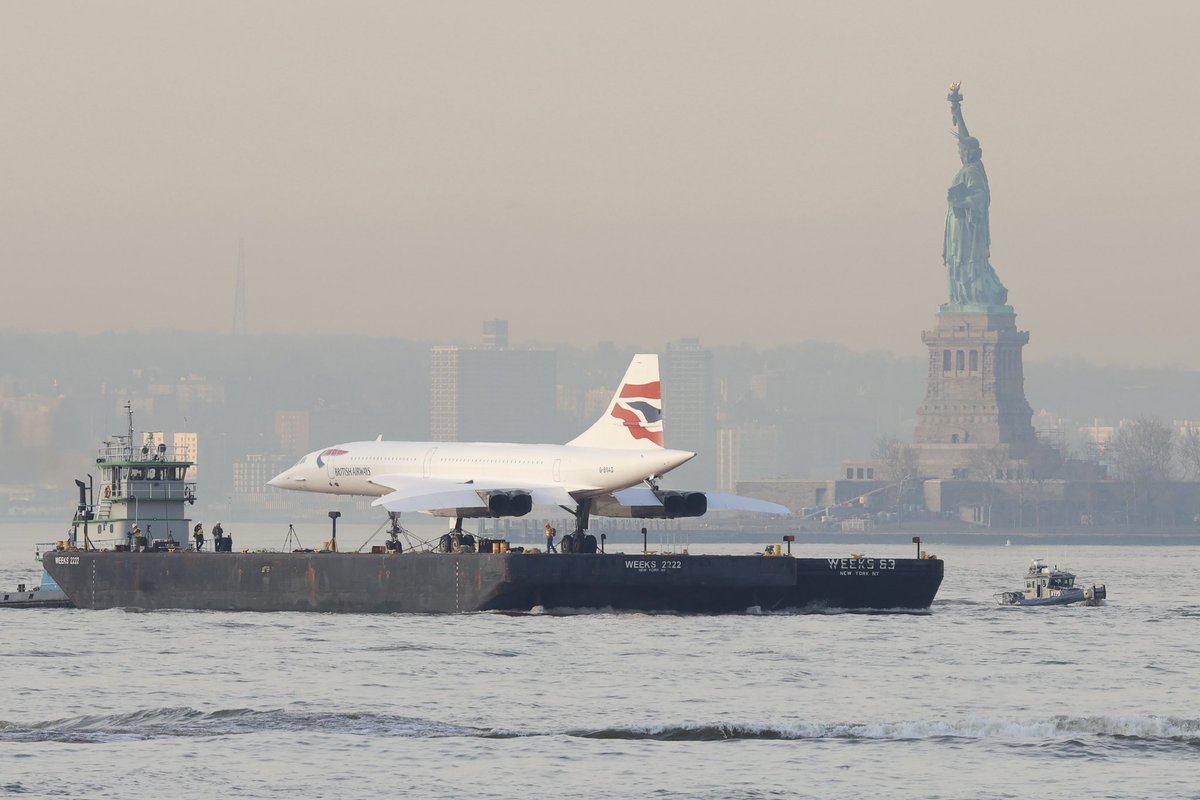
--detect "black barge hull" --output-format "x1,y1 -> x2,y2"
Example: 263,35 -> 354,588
42,551 -> 943,613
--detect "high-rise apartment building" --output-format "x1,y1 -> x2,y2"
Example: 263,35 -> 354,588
662,337 -> 716,487
430,346 -> 462,441
143,431 -> 199,477
173,433 -> 199,476
233,452 -> 293,512
274,411 -> 311,455
430,323 -> 556,443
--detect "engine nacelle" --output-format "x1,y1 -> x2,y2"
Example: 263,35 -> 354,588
658,490 -> 707,518
486,491 -> 533,518
589,491 -> 710,519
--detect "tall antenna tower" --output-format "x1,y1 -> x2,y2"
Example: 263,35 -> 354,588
233,239 -> 247,335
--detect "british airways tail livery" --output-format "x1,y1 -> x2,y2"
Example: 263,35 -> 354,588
566,354 -> 664,449
268,354 -> 788,536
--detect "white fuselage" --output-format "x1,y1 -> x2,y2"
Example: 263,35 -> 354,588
268,440 -> 694,499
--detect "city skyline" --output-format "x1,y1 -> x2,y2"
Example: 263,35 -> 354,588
4,326 -> 1200,511
3,3 -> 1200,368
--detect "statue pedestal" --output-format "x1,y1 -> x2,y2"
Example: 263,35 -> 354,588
914,309 -> 1035,478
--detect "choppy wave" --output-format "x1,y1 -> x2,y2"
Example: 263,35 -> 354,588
0,707 -> 480,743
3,707 -> 1197,749
564,716 -> 1200,746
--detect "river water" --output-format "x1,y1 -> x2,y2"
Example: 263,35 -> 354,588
2,521 -> 1198,799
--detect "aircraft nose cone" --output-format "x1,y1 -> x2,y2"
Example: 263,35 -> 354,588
267,471 -> 287,488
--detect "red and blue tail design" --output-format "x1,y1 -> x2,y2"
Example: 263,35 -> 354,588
567,355 -> 665,450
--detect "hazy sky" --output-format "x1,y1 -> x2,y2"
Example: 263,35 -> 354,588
3,2 -> 1199,368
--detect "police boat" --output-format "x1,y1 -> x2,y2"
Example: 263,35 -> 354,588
994,558 -> 1106,607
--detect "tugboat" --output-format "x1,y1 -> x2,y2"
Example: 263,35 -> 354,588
79,402 -> 195,552
995,559 -> 1106,606
5,403 -> 195,610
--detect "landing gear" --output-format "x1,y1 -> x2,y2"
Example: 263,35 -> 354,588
560,532 -> 598,554
557,499 -> 599,554
438,517 -> 462,551
438,531 -> 476,553
560,498 -> 591,536
438,517 -> 475,553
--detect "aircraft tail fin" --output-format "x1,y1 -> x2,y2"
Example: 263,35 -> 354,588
567,354 -> 664,450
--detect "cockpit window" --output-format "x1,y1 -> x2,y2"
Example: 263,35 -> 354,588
292,456 -> 307,468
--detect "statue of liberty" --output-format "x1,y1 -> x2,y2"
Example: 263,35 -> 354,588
943,82 -> 1008,309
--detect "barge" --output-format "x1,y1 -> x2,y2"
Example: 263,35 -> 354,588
43,547 -> 943,613
40,407 -> 944,613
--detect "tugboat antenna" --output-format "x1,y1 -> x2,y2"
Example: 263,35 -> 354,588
125,401 -> 134,458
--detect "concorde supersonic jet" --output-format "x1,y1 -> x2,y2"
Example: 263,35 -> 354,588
268,354 -> 789,535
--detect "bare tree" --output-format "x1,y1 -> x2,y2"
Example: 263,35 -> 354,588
1179,426 -> 1200,482
1107,417 -> 1176,524
966,445 -> 1010,527
1023,439 -> 1070,529
873,435 -> 920,525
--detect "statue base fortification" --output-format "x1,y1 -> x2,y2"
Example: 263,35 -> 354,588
914,308 -> 1035,478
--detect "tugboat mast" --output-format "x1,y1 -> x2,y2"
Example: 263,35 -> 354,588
125,401 -> 135,460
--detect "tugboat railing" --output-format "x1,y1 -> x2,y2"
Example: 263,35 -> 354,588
124,480 -> 197,501
93,403 -> 193,467
96,443 -> 191,463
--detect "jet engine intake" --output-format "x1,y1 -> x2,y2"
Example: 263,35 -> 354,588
486,491 -> 533,518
